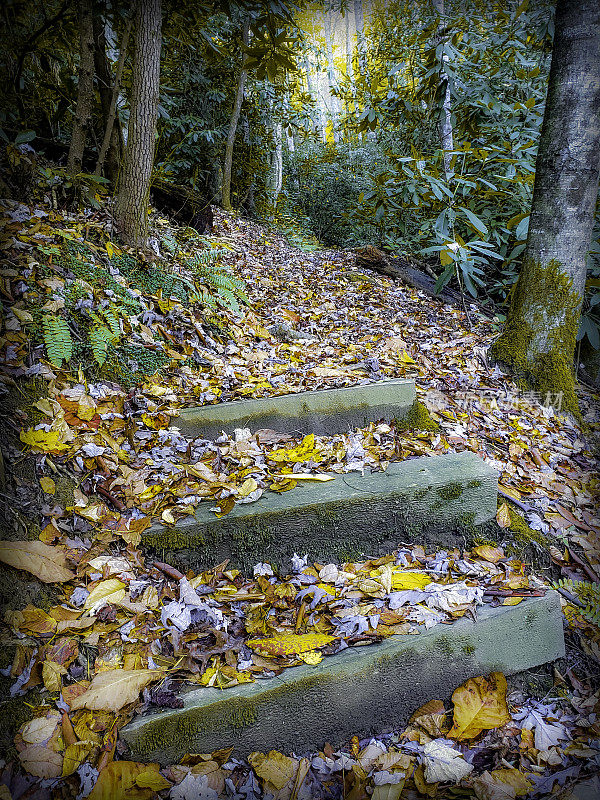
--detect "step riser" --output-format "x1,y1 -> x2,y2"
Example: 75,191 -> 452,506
174,379 -> 416,440
144,452 -> 498,573
122,592 -> 564,764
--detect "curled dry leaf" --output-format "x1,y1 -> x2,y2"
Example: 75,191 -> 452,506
0,540 -> 75,583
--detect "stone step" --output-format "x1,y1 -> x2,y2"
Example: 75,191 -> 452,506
144,451 -> 498,573
173,379 -> 416,440
122,591 -> 565,764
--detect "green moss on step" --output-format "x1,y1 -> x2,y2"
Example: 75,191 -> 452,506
467,479 -> 482,489
489,259 -> 582,420
395,400 -> 439,432
506,505 -> 548,548
436,482 -> 464,501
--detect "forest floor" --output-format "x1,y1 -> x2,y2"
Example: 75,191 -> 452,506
0,198 -> 599,799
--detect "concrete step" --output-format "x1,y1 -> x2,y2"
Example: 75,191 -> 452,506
143,451 -> 498,573
173,379 -> 416,440
122,591 -> 565,764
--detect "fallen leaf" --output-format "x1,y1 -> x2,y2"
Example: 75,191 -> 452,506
40,476 -> 56,494
448,673 -> 511,740
0,540 -> 75,582
496,503 -> 511,529
421,740 -> 474,783
19,744 -> 63,779
70,669 -> 162,713
88,761 -> 168,800
246,633 -> 335,657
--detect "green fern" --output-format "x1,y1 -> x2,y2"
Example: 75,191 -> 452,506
553,578 -> 600,627
42,315 -> 73,366
89,325 -> 116,366
185,251 -> 249,314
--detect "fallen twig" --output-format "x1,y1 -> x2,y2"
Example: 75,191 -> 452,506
154,560 -> 184,580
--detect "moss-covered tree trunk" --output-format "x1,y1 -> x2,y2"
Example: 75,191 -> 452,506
222,17 -> 249,212
114,0 -> 162,248
66,0 -> 95,175
490,0 -> 600,417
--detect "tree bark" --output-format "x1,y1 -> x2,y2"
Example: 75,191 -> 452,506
323,9 -> 340,139
67,0 -> 95,174
304,56 -> 326,142
353,0 -> 369,88
114,0 -> 162,248
222,17 -> 249,212
490,0 -> 600,418
94,14 -> 132,180
432,0 -> 454,177
345,10 -> 359,129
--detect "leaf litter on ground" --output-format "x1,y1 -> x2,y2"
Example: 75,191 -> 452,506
0,198 -> 599,798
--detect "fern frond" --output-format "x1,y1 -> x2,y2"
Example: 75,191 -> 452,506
90,325 -> 116,366
42,315 -> 73,366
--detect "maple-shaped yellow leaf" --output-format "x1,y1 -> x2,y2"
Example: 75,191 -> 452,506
269,433 -> 321,463
70,669 -> 162,713
20,429 -> 69,453
246,633 -> 335,657
0,541 -> 75,583
448,672 -> 511,740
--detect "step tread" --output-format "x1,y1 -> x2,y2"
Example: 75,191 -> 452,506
122,591 -> 564,763
143,452 -> 499,572
174,378 -> 416,439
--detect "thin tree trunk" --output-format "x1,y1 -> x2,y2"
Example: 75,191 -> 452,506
305,57 -> 327,142
222,18 -> 249,212
490,0 -> 600,418
67,0 -> 95,174
95,15 -> 132,179
323,10 -> 340,139
353,0 -> 369,87
345,10 -> 358,129
432,0 -> 454,176
114,0 -> 162,248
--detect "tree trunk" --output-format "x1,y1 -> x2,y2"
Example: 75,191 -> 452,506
353,0 -> 369,88
114,0 -> 162,249
490,0 -> 600,418
432,0 -> 454,176
222,17 -> 249,212
94,14 -> 132,180
304,57 -> 326,142
67,0 -> 95,174
323,10 -> 340,139
267,112 -> 283,211
345,10 -> 359,130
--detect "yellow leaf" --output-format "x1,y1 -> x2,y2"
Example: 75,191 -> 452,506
40,476 -> 56,495
298,650 -> 323,665
88,761 -> 166,800
273,473 -> 335,482
62,741 -> 93,777
135,769 -> 171,791
13,307 -> 34,324
496,503 -> 511,529
20,429 -> 69,453
0,540 -> 75,583
391,571 -> 432,590
490,767 -> 532,796
138,484 -> 164,501
472,545 -> 505,564
70,669 -> 162,713
248,750 -> 298,792
246,633 -> 335,657
84,579 -> 126,612
502,597 -> 523,606
239,477 -> 258,497
20,715 -> 61,745
448,672 -> 511,740
42,660 -> 67,692
76,394 -> 96,421
161,508 -> 176,524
